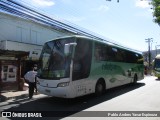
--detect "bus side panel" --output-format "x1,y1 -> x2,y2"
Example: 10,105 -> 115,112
90,41 -> 144,91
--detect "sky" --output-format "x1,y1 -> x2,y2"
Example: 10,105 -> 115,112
15,0 -> 160,52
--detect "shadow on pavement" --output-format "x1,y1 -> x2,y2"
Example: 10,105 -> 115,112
0,95 -> 7,102
2,82 -> 145,120
0,93 -> 29,102
155,78 -> 160,81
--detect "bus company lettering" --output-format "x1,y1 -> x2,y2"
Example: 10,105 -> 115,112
102,63 -> 120,71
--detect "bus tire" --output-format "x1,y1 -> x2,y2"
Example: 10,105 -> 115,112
95,79 -> 105,96
133,74 -> 138,84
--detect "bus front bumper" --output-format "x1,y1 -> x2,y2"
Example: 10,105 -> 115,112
37,84 -> 72,98
154,71 -> 160,78
155,74 -> 160,78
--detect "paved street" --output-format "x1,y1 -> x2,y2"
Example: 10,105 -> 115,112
0,76 -> 160,120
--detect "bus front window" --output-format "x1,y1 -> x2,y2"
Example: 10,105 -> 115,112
155,59 -> 160,71
38,38 -> 75,80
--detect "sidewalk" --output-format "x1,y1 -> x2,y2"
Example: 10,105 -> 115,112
0,83 -> 40,102
0,90 -> 29,102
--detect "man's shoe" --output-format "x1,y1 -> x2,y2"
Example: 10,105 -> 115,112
29,97 -> 32,99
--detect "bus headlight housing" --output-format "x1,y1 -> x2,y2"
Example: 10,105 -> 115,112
57,82 -> 69,87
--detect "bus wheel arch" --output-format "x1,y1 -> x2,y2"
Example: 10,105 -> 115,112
95,78 -> 106,96
133,74 -> 138,84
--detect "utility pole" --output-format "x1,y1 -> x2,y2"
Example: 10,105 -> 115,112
145,38 -> 153,69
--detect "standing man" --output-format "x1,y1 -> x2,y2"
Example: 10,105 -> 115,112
24,64 -> 37,99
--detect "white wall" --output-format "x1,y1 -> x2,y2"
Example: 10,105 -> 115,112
0,12 -> 73,46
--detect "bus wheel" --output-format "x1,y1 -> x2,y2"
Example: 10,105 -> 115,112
158,77 -> 160,80
95,80 -> 105,96
133,74 -> 138,84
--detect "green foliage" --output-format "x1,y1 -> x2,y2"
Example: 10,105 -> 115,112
152,0 -> 160,25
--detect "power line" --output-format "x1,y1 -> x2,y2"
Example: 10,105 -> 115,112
0,1 -> 111,41
0,0 -> 141,53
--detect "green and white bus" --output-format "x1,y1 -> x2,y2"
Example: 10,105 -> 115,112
37,35 -> 144,98
153,54 -> 160,79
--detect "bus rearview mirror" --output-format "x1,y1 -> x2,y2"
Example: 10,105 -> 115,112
64,43 -> 77,56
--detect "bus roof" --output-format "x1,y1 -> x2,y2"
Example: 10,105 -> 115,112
155,54 -> 160,59
48,35 -> 142,54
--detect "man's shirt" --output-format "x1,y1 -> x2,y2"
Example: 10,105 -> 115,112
24,71 -> 37,83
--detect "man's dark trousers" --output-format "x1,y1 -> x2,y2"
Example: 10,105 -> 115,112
29,82 -> 35,99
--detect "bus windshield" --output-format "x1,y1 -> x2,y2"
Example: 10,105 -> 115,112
37,38 -> 75,80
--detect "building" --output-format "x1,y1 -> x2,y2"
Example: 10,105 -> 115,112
0,1 -> 75,91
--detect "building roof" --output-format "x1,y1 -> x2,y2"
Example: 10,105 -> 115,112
0,49 -> 29,58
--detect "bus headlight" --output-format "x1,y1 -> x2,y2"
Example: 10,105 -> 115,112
57,82 -> 69,87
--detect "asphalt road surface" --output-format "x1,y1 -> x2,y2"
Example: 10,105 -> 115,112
0,76 -> 160,120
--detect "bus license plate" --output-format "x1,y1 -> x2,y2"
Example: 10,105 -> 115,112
45,89 -> 50,93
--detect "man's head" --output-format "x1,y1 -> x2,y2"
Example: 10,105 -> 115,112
32,64 -> 37,71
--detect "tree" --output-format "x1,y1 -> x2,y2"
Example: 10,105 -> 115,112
151,0 -> 160,25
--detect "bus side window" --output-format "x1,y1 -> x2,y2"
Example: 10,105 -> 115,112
94,46 -> 101,61
94,43 -> 108,61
